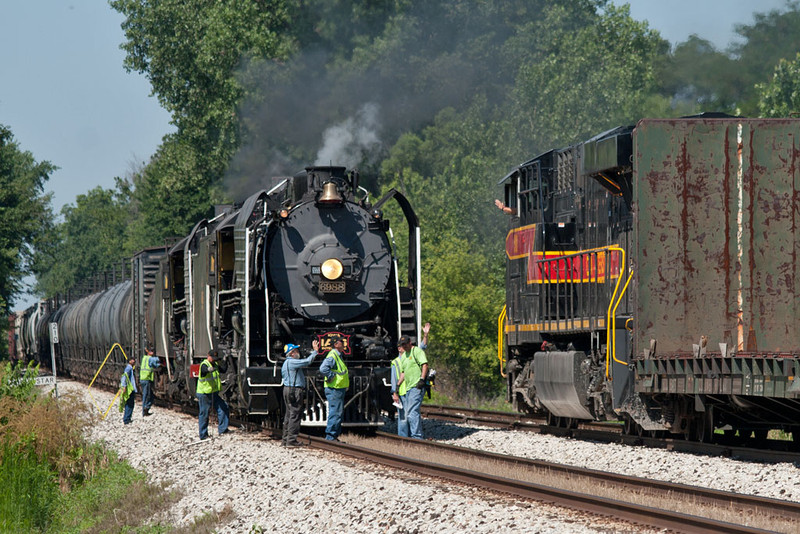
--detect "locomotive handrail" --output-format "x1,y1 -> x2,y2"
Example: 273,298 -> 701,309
497,305 -> 507,378
532,244 -> 623,332
610,269 -> 633,364
373,187 -> 421,290
605,246 -> 631,379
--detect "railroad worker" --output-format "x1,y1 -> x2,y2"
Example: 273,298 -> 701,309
281,339 -> 320,446
319,336 -> 349,441
420,322 -> 431,350
398,335 -> 429,440
119,356 -> 138,425
196,348 -> 231,440
391,346 -> 408,437
139,347 -> 161,417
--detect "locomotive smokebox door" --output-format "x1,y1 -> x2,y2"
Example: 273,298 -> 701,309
268,202 -> 392,323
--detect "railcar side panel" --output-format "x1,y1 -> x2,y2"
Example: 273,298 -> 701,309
633,118 -> 800,358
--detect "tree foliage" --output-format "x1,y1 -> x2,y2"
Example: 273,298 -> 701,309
659,1 -> 800,115
0,126 -> 54,316
757,53 -> 800,117
31,185 -> 131,297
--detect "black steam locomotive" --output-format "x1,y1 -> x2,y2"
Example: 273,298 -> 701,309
16,166 -> 421,429
500,116 -> 800,444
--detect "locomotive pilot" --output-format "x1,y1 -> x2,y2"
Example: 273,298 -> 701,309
319,336 -> 349,441
281,339 -> 320,446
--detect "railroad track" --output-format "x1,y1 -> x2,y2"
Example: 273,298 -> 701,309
301,431 -> 799,534
421,404 -> 800,464
68,380 -> 797,532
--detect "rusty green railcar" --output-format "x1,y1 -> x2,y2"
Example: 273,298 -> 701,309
500,116 -> 800,443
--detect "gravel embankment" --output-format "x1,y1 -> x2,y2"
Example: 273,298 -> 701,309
62,381 -> 657,533
389,419 -> 800,502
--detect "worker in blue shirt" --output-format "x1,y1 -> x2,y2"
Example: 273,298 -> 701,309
281,339 -> 319,446
390,348 -> 407,437
139,347 -> 161,416
119,356 -> 138,425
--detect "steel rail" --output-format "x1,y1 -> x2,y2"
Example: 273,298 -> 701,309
374,432 -> 800,521
304,434 -> 778,534
421,404 -> 800,464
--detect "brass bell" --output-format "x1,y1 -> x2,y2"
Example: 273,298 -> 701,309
318,181 -> 343,204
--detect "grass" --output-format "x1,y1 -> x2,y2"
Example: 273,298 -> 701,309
424,385 -> 514,412
48,449 -> 180,534
0,360 -> 234,533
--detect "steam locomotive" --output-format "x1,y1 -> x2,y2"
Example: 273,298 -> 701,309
499,116 -> 800,444
15,166 -> 421,429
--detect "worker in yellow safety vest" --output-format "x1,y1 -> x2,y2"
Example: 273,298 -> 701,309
139,347 -> 161,417
319,336 -> 349,441
197,349 -> 231,440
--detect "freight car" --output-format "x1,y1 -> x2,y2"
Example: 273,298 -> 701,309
499,116 -> 800,444
17,166 -> 421,429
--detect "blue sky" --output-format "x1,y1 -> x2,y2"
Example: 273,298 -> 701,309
0,0 -> 791,308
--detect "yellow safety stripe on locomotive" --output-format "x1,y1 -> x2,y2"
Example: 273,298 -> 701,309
505,318 -> 607,332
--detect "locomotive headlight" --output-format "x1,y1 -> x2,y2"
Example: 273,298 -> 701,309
321,258 -> 344,280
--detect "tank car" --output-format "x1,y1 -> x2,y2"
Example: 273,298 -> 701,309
499,116 -> 800,444
20,166 -> 421,430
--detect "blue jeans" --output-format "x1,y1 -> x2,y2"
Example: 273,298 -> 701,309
141,380 -> 153,413
197,392 -> 229,439
396,396 -> 409,437
404,387 -> 424,439
123,393 -> 135,424
324,387 -> 346,440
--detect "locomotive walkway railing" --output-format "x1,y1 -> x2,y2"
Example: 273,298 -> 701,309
530,245 -> 633,378
532,245 -> 625,330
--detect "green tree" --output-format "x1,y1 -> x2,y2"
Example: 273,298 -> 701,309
380,104 -> 511,396
757,53 -> 800,117
732,1 -> 800,114
111,0 -> 297,181
31,184 -> 131,297
659,2 -> 800,116
505,2 -> 668,155
124,135 -> 214,251
657,35 -> 739,114
0,125 -> 54,317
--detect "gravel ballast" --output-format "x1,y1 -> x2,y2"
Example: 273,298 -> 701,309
401,419 -> 800,502
62,380 -> 796,532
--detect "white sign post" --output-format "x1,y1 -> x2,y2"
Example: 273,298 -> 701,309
48,322 -> 59,398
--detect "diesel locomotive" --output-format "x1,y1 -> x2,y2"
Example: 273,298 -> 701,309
15,166 -> 421,429
499,116 -> 800,443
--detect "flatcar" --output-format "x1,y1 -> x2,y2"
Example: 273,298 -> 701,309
18,166 -> 421,429
499,116 -> 800,443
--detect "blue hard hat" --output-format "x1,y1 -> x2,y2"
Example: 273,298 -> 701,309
284,343 -> 300,355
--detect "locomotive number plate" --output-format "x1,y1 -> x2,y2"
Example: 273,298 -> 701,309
319,281 -> 346,293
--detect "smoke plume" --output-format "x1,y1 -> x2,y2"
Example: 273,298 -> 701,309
314,103 -> 382,169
